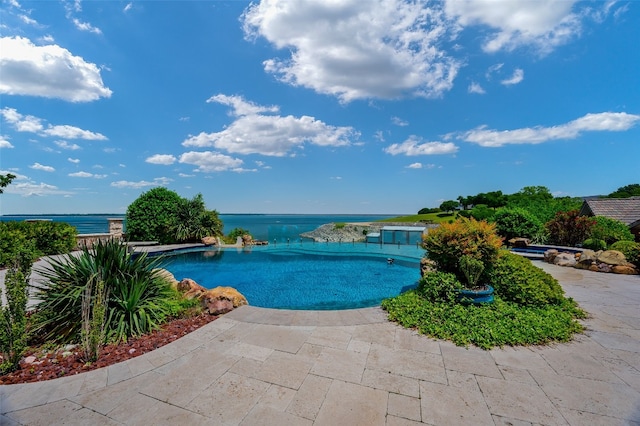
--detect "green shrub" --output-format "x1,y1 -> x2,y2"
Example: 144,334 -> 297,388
609,241 -> 640,267
126,189 -> 222,244
334,222 -> 346,229
488,251 -> 565,306
125,187 -> 184,243
417,271 -> 462,303
582,238 -> 607,251
588,216 -> 634,246
0,248 -> 35,374
468,204 -> 495,221
493,207 -> 543,240
0,222 -> 76,266
545,210 -> 595,247
223,227 -> 252,244
382,292 -> 584,349
422,217 -> 503,283
31,239 -> 179,343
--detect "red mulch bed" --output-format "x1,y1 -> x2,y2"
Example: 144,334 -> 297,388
0,314 -> 219,385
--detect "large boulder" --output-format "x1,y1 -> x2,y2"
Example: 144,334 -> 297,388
200,286 -> 248,315
153,268 -> 179,290
553,252 -> 576,267
612,265 -> 638,275
544,249 -> 559,264
202,236 -> 218,246
575,249 -> 597,270
177,278 -> 207,299
508,238 -> 530,248
597,250 -> 627,266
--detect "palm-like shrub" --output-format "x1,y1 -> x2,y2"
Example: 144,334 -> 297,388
31,239 -> 177,343
422,217 -> 503,283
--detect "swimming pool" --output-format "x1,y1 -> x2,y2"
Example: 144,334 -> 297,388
160,243 -> 423,310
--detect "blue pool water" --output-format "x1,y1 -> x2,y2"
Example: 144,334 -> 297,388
161,243 -> 423,310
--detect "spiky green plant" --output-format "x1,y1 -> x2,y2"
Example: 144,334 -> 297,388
31,239 -> 176,343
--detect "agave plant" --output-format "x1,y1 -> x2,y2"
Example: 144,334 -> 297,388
31,239 -> 176,343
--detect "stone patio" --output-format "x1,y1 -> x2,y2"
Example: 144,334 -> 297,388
1,261 -> 639,425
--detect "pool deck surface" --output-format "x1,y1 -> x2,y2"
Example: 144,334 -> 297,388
1,261 -> 640,425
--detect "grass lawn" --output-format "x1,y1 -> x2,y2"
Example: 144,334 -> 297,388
376,212 -> 457,224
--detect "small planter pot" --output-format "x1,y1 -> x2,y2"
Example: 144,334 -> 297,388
457,285 -> 494,305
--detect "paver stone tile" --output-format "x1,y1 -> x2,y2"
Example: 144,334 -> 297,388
476,375 -> 567,425
315,380 -> 387,426
310,346 -> 367,383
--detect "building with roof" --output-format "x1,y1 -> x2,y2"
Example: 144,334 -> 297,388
579,196 -> 640,240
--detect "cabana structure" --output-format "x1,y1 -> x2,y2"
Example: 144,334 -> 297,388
365,225 -> 426,245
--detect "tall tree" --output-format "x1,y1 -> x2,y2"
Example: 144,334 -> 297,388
0,173 -> 16,194
607,184 -> 640,198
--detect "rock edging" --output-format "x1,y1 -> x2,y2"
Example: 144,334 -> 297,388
544,249 -> 638,275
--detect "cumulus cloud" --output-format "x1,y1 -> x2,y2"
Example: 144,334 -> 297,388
242,0 -> 459,102
445,0 -> 586,55
406,162 -> 423,169
8,181 -> 73,197
145,154 -> 177,165
111,177 -> 172,189
183,94 -> 357,157
462,112 -> 640,147
501,68 -> 524,86
0,136 -> 13,148
468,82 -> 485,94
384,135 -> 458,156
68,158 -> 80,163
69,171 -> 106,178
179,151 -> 247,173
30,162 -> 55,172
391,117 -> 409,127
0,36 -> 112,102
1,108 -> 107,140
72,18 -> 102,34
55,141 -> 81,150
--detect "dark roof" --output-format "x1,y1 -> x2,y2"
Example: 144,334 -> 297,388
580,197 -> 640,228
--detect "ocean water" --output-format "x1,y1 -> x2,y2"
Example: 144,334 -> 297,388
0,213 -> 395,241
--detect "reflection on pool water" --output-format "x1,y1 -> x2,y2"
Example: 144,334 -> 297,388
160,243 -> 424,310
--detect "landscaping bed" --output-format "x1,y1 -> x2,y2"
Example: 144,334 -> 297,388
0,313 -> 218,385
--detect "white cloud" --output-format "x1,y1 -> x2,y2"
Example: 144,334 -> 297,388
0,36 -> 112,102
145,154 -> 177,165
1,108 -> 107,140
55,141 -> 81,150
178,173 -> 195,178
111,177 -> 172,189
124,3 -> 133,13
242,0 -> 459,102
208,94 -> 279,116
7,181 -> 73,197
468,82 -> 485,94
68,158 -> 80,163
0,136 -> 13,148
69,171 -> 106,178
179,151 -> 246,173
391,117 -> 409,127
43,125 -> 107,140
406,162 -> 423,169
461,112 -> 640,147
501,68 -> 524,86
30,162 -> 55,172
385,135 -> 458,156
445,0 -> 584,55
72,18 -> 102,34
183,94 -> 357,156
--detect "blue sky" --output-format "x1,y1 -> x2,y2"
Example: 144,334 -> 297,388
1,0 -> 639,215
